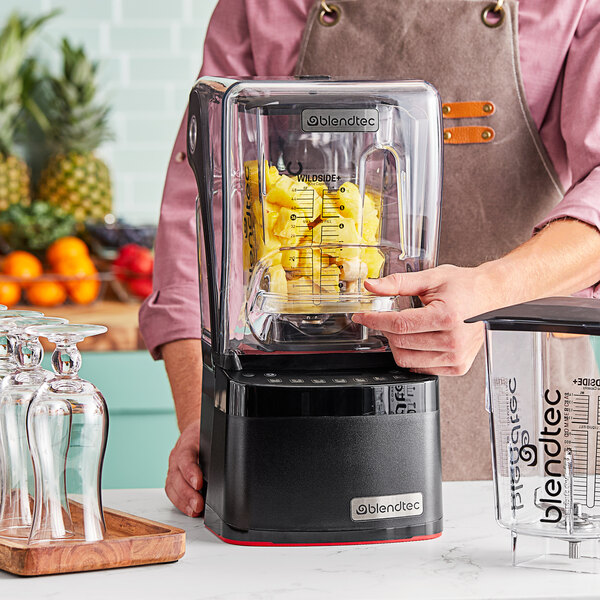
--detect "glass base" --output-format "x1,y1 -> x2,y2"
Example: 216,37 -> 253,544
511,532 -> 600,574
0,524 -> 31,540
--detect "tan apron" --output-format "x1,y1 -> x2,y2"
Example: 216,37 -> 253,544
295,0 -> 564,480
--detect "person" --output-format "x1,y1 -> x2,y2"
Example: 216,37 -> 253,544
139,0 -> 600,518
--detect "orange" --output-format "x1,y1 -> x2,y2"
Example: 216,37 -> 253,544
2,251 -> 43,280
0,281 -> 21,306
68,279 -> 100,305
54,255 -> 97,276
26,281 -> 67,307
46,236 -> 89,266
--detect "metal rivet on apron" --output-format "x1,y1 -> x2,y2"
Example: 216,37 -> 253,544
444,131 -> 452,141
481,130 -> 492,140
175,151 -> 186,163
319,1 -> 342,27
481,2 -> 506,28
483,103 -> 493,113
442,105 -> 451,115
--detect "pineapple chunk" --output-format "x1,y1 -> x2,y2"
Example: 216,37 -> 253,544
287,277 -> 317,296
256,236 -> 282,265
252,199 -> 278,236
267,265 -> 287,296
273,206 -> 309,242
316,264 -> 341,295
281,248 -> 300,270
244,160 -> 280,194
333,182 -> 363,220
362,209 -> 380,243
266,174 -> 318,212
310,217 -> 361,246
362,247 -> 385,278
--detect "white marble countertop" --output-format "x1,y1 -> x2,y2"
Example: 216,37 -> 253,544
2,481 -> 599,599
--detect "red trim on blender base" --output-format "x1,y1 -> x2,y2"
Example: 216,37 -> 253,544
205,526 -> 442,547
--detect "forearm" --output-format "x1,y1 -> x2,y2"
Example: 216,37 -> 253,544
162,338 -> 203,432
477,218 -> 600,310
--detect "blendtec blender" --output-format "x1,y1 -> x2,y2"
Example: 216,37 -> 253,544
187,78 -> 443,544
470,297 -> 600,572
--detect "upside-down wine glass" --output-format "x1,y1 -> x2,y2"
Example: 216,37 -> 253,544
26,323 -> 108,543
0,316 -> 69,539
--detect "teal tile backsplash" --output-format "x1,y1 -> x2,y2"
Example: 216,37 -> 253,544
0,0 -> 219,225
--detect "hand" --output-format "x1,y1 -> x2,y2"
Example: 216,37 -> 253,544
165,420 -> 204,517
352,265 -> 491,376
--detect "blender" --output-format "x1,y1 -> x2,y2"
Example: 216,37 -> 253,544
469,296 -> 600,572
187,78 -> 443,545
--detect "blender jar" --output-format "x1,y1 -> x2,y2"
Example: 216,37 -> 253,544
188,78 -> 442,354
469,296 -> 600,573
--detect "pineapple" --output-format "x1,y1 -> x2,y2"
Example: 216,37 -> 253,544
0,12 -> 54,210
38,39 -> 113,222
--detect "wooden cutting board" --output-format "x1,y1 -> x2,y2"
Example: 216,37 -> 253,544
0,501 -> 185,576
17,301 -> 146,352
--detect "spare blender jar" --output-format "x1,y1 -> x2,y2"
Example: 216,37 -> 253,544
469,296 -> 600,573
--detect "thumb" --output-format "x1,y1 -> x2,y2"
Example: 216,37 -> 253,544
365,271 -> 436,297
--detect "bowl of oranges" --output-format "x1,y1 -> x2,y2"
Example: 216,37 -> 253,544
0,237 -> 110,307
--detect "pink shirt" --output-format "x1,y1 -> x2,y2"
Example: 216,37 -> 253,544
140,0 -> 600,359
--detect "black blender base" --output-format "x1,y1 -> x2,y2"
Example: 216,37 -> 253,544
204,505 -> 443,546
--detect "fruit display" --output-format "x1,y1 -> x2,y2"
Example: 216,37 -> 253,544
0,201 -> 76,254
84,219 -> 157,259
0,238 -> 102,307
0,12 -> 55,210
112,244 -> 154,300
37,39 -> 113,222
243,161 -> 385,301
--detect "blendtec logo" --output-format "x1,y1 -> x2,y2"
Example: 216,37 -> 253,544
351,492 -> 423,521
302,108 -> 379,132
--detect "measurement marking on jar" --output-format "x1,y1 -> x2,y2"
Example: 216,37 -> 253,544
566,392 -> 598,508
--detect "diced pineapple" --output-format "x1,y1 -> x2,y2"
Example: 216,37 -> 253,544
267,264 -> 287,296
256,236 -> 282,265
316,264 -> 341,295
303,180 -> 328,197
266,174 -> 317,212
361,247 -> 385,278
244,160 -> 280,194
310,217 -> 361,246
281,248 -> 300,270
287,277 -> 317,296
252,199 -> 278,236
362,209 -> 380,243
332,182 -> 363,220
273,206 -> 309,242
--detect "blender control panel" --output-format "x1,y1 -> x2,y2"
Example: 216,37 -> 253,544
228,369 -> 437,415
236,370 -> 421,387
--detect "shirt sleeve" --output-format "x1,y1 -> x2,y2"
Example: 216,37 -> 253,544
534,1 -> 600,297
139,0 -> 256,359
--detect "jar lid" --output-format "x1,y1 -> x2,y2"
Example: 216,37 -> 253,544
466,296 -> 600,334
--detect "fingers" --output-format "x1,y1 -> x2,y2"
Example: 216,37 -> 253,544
384,331 -> 454,352
166,467 -> 205,517
178,446 -> 204,490
390,347 -> 452,370
353,301 -> 453,334
364,270 -> 438,297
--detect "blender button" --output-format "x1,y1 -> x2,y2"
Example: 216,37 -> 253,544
373,376 -> 386,381
332,378 -> 347,383
311,378 -> 327,384
267,378 -> 282,384
264,372 -> 277,377
353,377 -> 367,383
242,373 -> 255,378
289,378 -> 305,384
